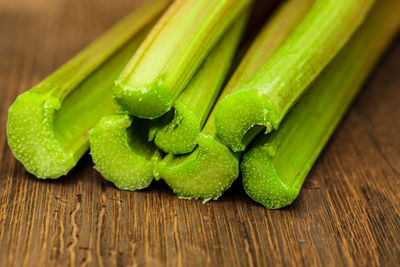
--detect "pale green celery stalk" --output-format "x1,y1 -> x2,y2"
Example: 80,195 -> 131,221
149,13 -> 247,155
113,0 -> 253,119
6,0 -> 170,178
241,0 -> 400,209
214,0 -> 375,152
89,115 -> 161,190
154,0 -> 315,201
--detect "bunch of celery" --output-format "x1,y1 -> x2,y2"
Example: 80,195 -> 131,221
90,0 -> 251,192
7,0 -> 400,209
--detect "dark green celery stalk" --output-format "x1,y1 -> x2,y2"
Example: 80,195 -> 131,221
154,0 -> 315,201
149,12 -> 248,155
214,0 -> 375,152
241,0 -> 400,209
113,0 -> 253,119
7,0 -> 170,178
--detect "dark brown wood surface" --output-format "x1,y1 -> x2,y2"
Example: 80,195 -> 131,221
1,0 -> 399,266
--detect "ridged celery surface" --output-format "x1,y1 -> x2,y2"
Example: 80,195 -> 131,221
214,0 -> 375,152
149,13 -> 248,155
7,0 -> 170,178
113,0 -> 252,119
89,115 -> 161,190
241,0 -> 400,209
154,0 -> 315,201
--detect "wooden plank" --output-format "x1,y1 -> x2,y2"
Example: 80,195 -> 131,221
0,0 -> 399,266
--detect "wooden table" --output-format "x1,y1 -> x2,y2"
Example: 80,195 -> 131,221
1,0 -> 399,266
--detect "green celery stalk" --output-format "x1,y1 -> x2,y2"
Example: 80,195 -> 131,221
113,0 -> 253,119
241,0 -> 400,209
154,0 -> 315,201
148,12 -> 248,155
89,115 -> 161,190
214,0 -> 375,152
7,0 -> 170,178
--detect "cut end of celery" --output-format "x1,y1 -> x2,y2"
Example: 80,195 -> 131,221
89,114 -> 161,191
241,145 -> 299,209
152,102 -> 200,154
7,92 -> 77,178
154,133 -> 239,200
215,90 -> 276,152
113,79 -> 173,119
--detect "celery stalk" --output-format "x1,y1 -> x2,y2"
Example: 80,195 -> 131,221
215,0 -> 375,152
113,0 -> 253,119
241,0 -> 400,209
149,12 -> 248,155
155,0 -> 315,201
7,0 -> 170,178
89,115 -> 161,190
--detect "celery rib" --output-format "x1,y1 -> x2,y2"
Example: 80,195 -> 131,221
215,0 -> 375,152
89,115 -> 161,190
113,0 -> 252,119
155,0 -> 315,201
154,134 -> 239,201
149,13 -> 248,155
241,0 -> 400,209
6,0 -> 170,178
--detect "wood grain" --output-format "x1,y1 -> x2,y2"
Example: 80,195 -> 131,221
0,0 -> 399,266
